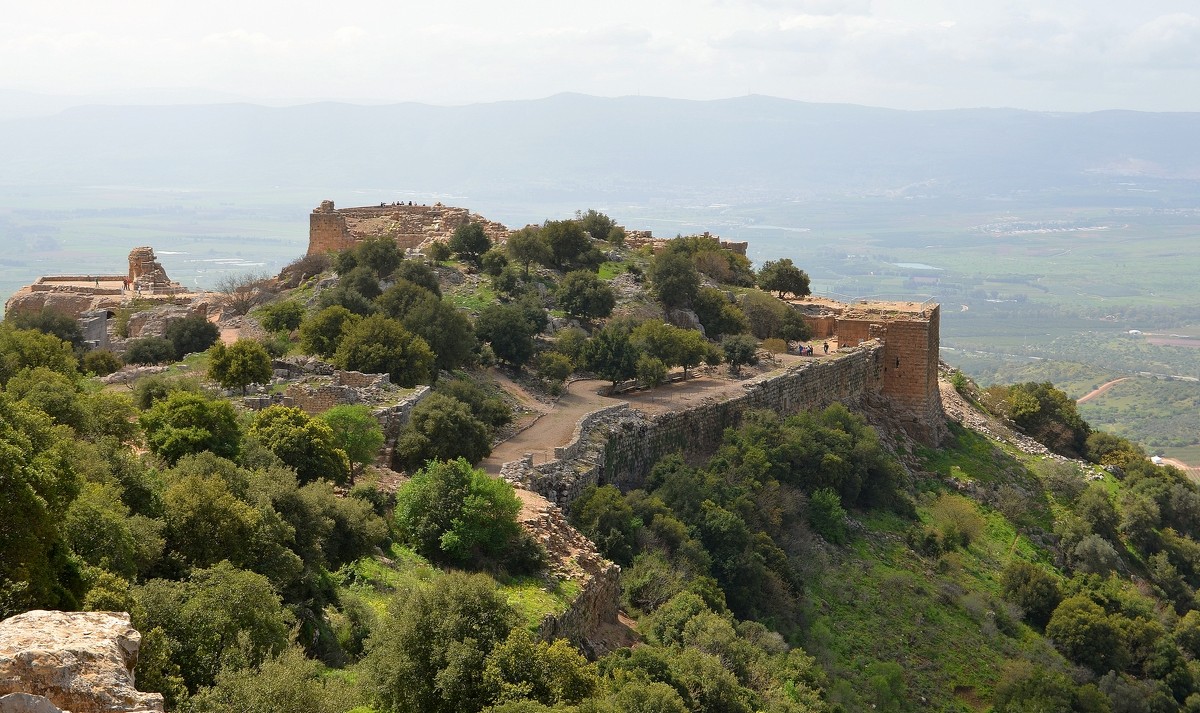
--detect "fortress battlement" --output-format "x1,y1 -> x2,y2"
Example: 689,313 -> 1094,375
307,199 -> 510,256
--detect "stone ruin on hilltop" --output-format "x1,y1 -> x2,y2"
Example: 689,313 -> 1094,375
306,199 -> 511,256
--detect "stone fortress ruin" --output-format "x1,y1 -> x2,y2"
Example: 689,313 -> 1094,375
0,198 -> 951,665
4,247 -> 191,350
307,199 -> 510,255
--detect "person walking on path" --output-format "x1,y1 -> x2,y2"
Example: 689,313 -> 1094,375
822,341 -> 829,354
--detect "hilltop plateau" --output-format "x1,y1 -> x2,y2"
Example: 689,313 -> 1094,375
3,206 -> 1200,712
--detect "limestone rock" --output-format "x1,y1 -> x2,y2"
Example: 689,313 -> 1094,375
0,693 -> 66,713
665,308 -> 704,334
0,610 -> 164,713
123,303 -> 209,340
3,290 -> 109,321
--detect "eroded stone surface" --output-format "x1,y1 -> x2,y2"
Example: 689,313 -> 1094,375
0,610 -> 164,713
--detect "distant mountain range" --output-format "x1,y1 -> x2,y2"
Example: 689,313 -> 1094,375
1,93 -> 1198,203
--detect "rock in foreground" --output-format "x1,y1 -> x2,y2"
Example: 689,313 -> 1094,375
0,610 -> 163,713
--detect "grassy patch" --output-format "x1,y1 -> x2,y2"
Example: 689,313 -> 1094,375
497,575 -> 581,631
597,261 -> 626,280
336,543 -> 441,616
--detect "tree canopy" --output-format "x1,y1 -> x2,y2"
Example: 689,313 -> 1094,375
207,339 -> 273,394
334,314 -> 434,387
248,405 -> 351,485
449,222 -> 492,268
139,391 -> 241,465
757,258 -> 811,300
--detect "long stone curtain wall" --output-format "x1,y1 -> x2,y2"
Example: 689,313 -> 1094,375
501,343 -> 887,511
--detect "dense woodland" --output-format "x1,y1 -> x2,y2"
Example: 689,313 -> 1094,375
3,212 -> 1200,711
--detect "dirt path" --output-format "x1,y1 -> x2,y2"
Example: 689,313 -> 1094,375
482,379 -> 620,475
1077,377 -> 1130,404
1163,458 -> 1200,479
481,352 -> 831,475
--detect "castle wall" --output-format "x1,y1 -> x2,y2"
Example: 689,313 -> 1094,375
502,344 -> 886,510
306,200 -> 509,256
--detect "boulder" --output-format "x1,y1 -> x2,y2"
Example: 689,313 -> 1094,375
0,610 -> 164,713
0,693 -> 65,712
665,308 -> 704,335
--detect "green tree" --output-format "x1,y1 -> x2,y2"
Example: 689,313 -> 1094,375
483,628 -> 597,706
299,305 -> 360,358
740,291 -> 811,341
394,259 -> 441,296
577,209 -> 618,242
506,226 -> 552,277
376,279 -> 435,321
808,487 -> 848,544
258,300 -> 305,333
6,366 -> 86,432
394,458 -> 523,565
135,561 -> 290,692
1000,560 -> 1062,629
81,349 -> 122,376
0,391 -> 84,611
556,270 -> 616,321
184,646 -> 361,713
394,394 -> 491,471
140,391 -> 242,464
1045,595 -> 1128,675
124,336 -> 176,365
650,252 -> 700,309
542,219 -> 593,270
165,315 -> 221,357
399,297 -> 477,372
582,321 -> 640,389
722,334 -> 758,374
476,303 -> 538,368
333,314 -> 434,387
570,485 -> 639,565
354,235 -> 404,278
6,307 -> 85,350
693,288 -> 749,339
0,324 -> 78,385
449,222 -> 492,267
340,265 -> 383,301
317,404 -> 384,480
1077,483 -> 1120,540
160,473 -> 259,569
1002,382 -> 1092,457
637,354 -> 668,388
757,258 -> 811,300
248,405 -> 350,485
363,572 -> 517,713
481,248 -> 509,277
207,339 -> 273,394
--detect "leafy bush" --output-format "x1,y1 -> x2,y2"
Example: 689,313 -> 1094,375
123,336 -> 175,365
82,349 -> 122,376
259,300 -> 305,332
393,458 -> 539,571
164,315 -> 219,357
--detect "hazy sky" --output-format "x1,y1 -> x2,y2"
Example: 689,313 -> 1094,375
3,0 -> 1198,111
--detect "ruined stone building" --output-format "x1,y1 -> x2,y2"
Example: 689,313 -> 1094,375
307,200 -> 511,256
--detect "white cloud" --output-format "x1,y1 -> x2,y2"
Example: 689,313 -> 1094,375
0,1 -> 1197,110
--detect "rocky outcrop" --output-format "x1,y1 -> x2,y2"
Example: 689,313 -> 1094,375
0,610 -> 163,713
123,303 -> 211,340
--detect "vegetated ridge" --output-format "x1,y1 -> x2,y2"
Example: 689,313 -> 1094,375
2,208 -> 1200,712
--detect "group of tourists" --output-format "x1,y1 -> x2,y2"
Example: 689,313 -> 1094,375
795,341 -> 831,356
